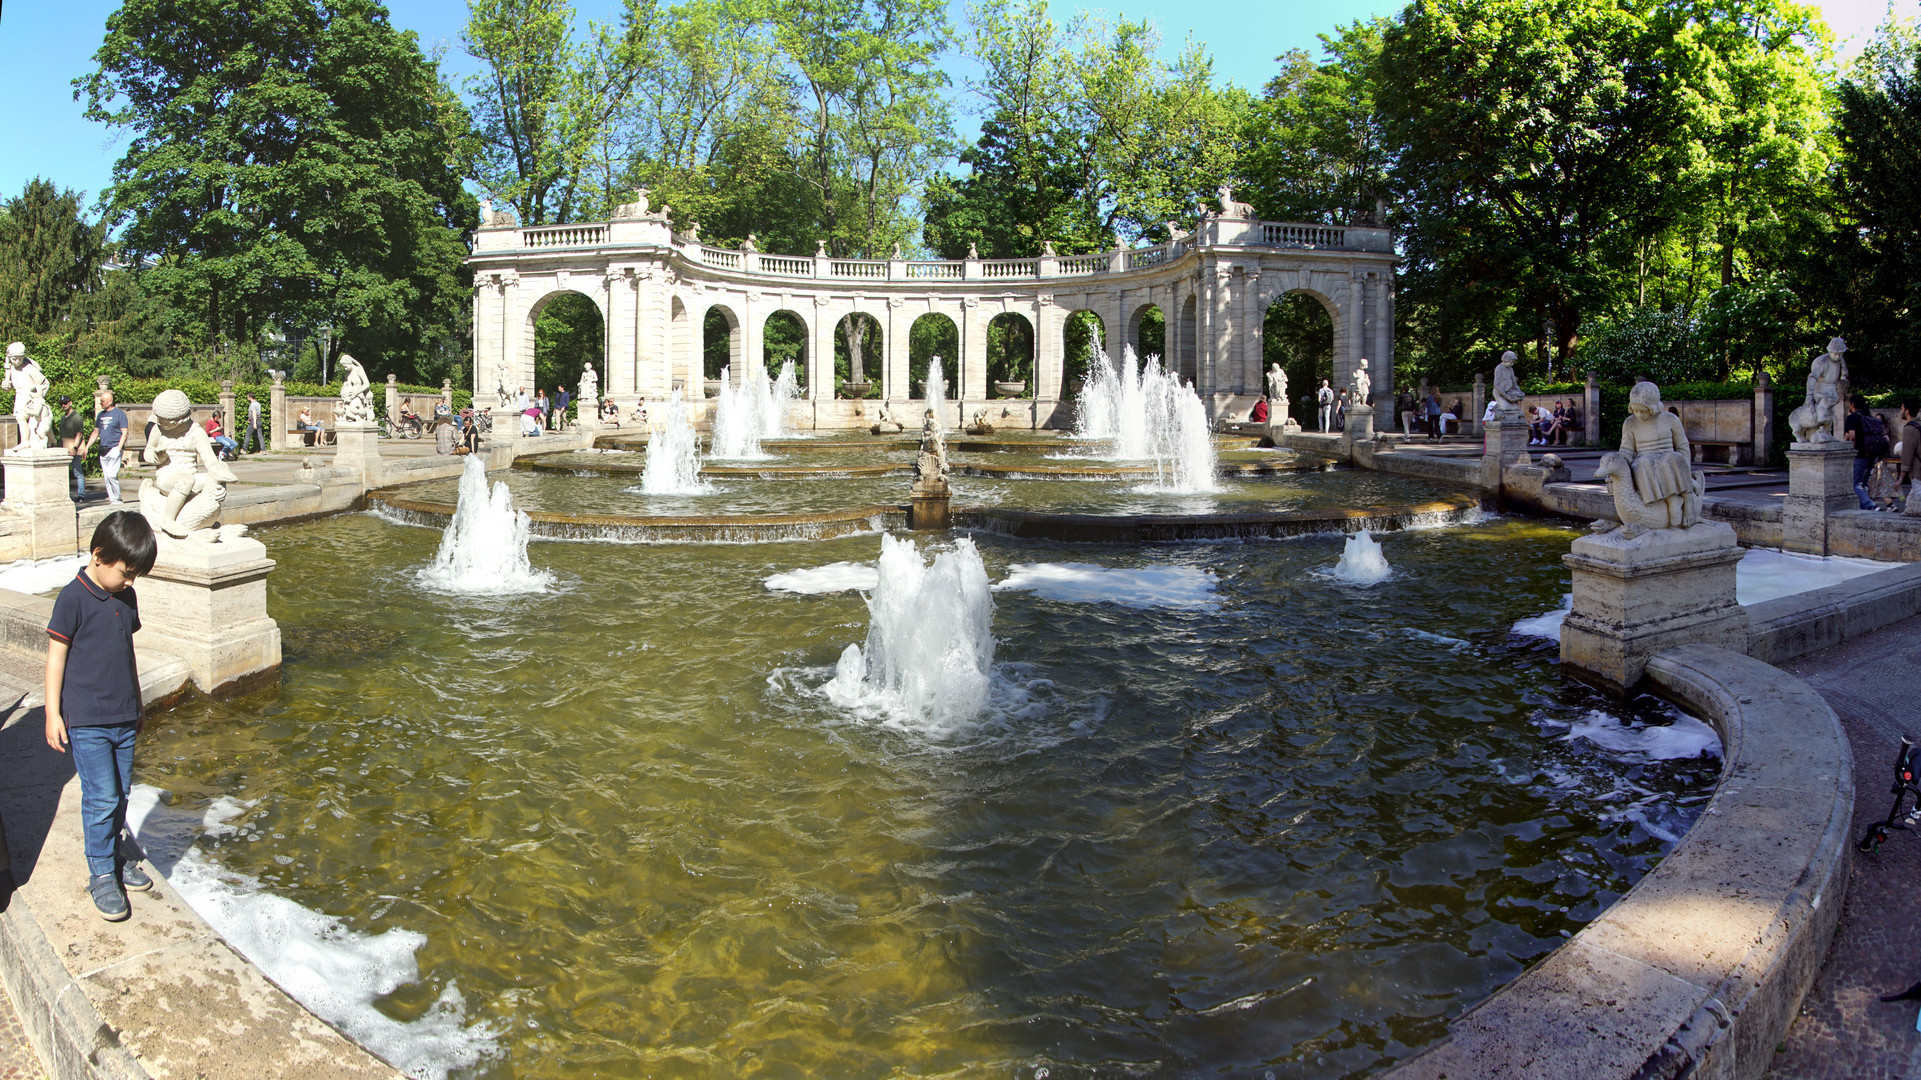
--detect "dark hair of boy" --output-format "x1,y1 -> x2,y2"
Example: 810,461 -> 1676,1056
90,511 -> 157,576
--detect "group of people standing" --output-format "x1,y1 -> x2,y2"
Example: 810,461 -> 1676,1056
1847,394 -> 1919,512
1392,387 -> 1464,440
514,386 -> 575,436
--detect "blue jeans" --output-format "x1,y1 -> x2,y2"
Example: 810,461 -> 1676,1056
70,453 -> 86,497
1854,457 -> 1875,509
70,722 -> 137,876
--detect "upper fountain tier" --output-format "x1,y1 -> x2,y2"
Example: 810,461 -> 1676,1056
467,189 -> 1397,420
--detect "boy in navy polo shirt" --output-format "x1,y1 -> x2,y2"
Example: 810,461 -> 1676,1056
45,511 -> 158,921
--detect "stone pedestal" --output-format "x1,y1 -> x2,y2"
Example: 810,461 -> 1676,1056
331,420 -> 382,476
1265,419 -> 1301,445
909,483 -> 951,530
1782,442 -> 1857,554
1,447 -> 78,558
1479,416 -> 1530,491
135,536 -> 281,697
1560,521 -> 1748,692
1342,403 -> 1375,444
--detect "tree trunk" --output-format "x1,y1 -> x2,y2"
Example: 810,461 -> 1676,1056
844,316 -> 866,387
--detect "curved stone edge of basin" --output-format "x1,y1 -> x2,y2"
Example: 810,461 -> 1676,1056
963,494 -> 1483,543
1380,643 -> 1853,1080
516,457 -> 912,479
370,492 -> 908,543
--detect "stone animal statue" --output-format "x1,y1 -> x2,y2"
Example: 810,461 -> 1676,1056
870,404 -> 903,435
965,410 -> 994,436
1215,184 -> 1255,219
1590,451 -> 1706,539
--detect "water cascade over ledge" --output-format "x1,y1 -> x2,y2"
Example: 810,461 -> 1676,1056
1073,345 -> 1219,492
825,533 -> 995,735
711,360 -> 800,459
416,455 -> 555,593
640,391 -> 709,494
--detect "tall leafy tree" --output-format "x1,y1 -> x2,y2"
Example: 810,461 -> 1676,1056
1237,23 -> 1391,226
0,179 -> 108,338
80,0 -> 478,381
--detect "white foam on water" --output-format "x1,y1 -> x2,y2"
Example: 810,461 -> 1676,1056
764,562 -> 879,594
1563,710 -> 1722,761
416,456 -> 554,594
824,534 -> 996,738
1512,593 -> 1573,641
639,392 -> 711,494
993,562 -> 1220,609
125,786 -> 499,1080
709,361 -> 799,459
1330,530 -> 1392,585
0,553 -> 89,596
1074,345 -> 1219,492
1400,627 -> 1472,650
1514,547 -> 1903,642
1735,547 -> 1898,605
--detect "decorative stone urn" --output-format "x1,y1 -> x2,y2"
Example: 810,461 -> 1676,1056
703,379 -> 723,398
993,380 -> 1027,398
842,379 -> 872,399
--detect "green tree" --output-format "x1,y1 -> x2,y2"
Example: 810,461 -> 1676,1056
1237,23 -> 1391,226
80,0 -> 478,382
0,180 -> 109,338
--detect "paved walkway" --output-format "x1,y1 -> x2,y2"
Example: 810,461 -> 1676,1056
1767,613 -> 1921,1079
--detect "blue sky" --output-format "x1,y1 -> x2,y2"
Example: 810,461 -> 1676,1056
0,0 -> 1912,210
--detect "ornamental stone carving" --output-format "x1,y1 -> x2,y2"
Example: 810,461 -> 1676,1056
1789,336 -> 1848,445
337,354 -> 374,423
1592,381 -> 1705,538
1491,351 -> 1526,420
140,389 -> 243,542
4,343 -> 52,453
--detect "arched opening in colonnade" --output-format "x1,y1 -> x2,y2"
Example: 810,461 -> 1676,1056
1265,291 -> 1335,430
1062,310 -> 1104,395
703,305 -> 742,385
1127,304 -> 1164,364
986,312 -> 1034,398
530,290 -> 604,407
908,312 -> 958,399
763,310 -> 809,390
834,312 -> 880,398
1178,296 -> 1198,385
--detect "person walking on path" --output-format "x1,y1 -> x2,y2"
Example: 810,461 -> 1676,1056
1317,380 -> 1334,432
56,396 -> 88,499
554,387 -> 571,431
1333,387 -> 1349,431
88,392 -> 129,504
1425,390 -> 1445,441
243,392 -> 264,453
1844,394 -> 1891,510
44,511 -> 159,922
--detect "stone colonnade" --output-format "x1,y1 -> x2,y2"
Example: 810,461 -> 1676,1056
468,211 -> 1397,424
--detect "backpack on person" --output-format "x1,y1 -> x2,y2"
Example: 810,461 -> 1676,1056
1861,412 -> 1892,458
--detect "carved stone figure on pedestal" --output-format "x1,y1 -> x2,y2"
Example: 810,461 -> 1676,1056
1491,350 -> 1526,419
1215,184 -> 1254,219
966,409 -> 994,436
871,404 -> 903,435
1789,337 -> 1848,445
579,365 -> 599,413
1351,365 -> 1371,407
1264,364 -> 1297,430
141,389 -> 243,542
1591,381 -> 1704,539
5,342 -> 52,453
495,359 -> 513,409
915,409 -> 949,486
337,354 -> 374,423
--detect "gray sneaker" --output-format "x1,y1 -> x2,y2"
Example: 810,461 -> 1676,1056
120,861 -> 153,892
88,874 -> 129,921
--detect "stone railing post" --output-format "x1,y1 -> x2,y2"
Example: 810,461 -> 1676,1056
384,373 -> 399,421
1753,370 -> 1774,467
1470,373 -> 1486,436
442,378 -> 454,411
1584,371 -> 1601,447
218,379 -> 236,433
1038,251 -> 1058,278
1107,247 -> 1126,273
963,251 -> 982,280
268,373 -> 288,450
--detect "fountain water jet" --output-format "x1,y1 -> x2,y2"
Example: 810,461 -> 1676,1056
1073,345 -> 1219,492
710,361 -> 800,458
1331,529 -> 1392,584
417,455 -> 554,593
825,534 -> 995,735
640,392 -> 710,494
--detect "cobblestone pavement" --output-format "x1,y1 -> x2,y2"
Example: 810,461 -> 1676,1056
0,978 -> 45,1080
1768,614 -> 1921,1080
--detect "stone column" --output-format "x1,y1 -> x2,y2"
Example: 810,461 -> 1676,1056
1470,373 -> 1486,437
1479,415 -> 1531,492
1,448 -> 78,558
883,297 -> 905,402
442,379 -> 453,411
219,380 -> 237,436
269,374 -> 288,451
383,374 -> 398,424
1242,271 -> 1263,394
1034,296 -> 1059,403
1103,289 -> 1126,364
1753,371 -> 1774,467
960,298 -> 989,409
809,298 -> 832,403
332,420 -> 383,481
136,537 -> 282,697
1559,522 -> 1748,693
1583,372 -> 1601,447
1781,442 -> 1857,555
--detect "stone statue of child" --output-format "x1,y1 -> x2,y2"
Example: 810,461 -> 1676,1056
4,342 -> 52,453
579,364 -> 599,412
337,354 -> 374,423
1351,365 -> 1372,407
915,408 -> 949,486
1789,337 -> 1848,444
1491,350 -> 1526,419
1595,380 -> 1702,536
141,389 -> 243,541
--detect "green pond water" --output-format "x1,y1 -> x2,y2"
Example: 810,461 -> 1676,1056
131,486 -> 1719,1080
395,465 -> 1447,519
